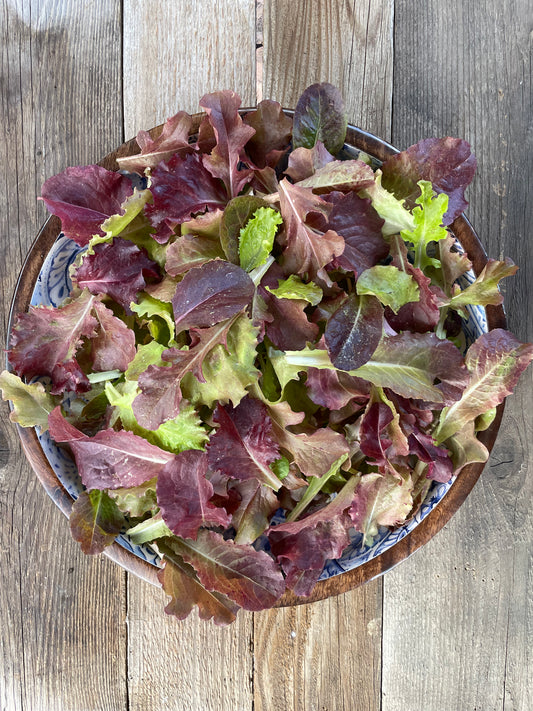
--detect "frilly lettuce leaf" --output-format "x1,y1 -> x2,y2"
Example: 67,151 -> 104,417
180,313 -> 260,409
444,258 -> 518,316
362,170 -> 415,236
381,137 -> 477,225
265,274 -> 322,305
108,477 -> 158,518
130,293 -> 175,344
156,541 -> 240,625
238,207 -> 283,272
156,450 -> 231,539
106,380 -> 208,454
400,180 -> 449,270
0,371 -> 58,430
199,90 -> 255,198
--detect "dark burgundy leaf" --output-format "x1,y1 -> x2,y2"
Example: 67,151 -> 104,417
381,137 -> 477,225
324,293 -> 384,371
292,82 -> 347,156
243,100 -> 293,169
305,367 -> 370,410
75,238 -> 160,311
40,165 -> 133,246
258,285 -> 319,350
156,450 -> 231,539
145,152 -> 228,234
207,398 -> 281,490
327,191 -> 388,276
172,260 -> 254,335
408,431 -> 453,483
132,363 -> 183,430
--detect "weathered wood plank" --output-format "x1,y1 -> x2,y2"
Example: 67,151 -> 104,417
256,3 -> 393,709
383,1 -> 533,710
253,587 -> 382,711
263,0 -> 394,139
122,0 -> 257,137
0,2 -> 127,710
122,3 -> 257,708
127,578 -> 254,711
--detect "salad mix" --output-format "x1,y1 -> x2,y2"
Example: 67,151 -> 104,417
2,83 -> 532,625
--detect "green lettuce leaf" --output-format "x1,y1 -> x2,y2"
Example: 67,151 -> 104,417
108,477 -> 158,518
106,380 -> 208,453
239,207 -> 283,272
0,371 -> 58,430
400,180 -> 449,270
125,341 -> 167,381
356,265 -> 419,314
265,274 -> 322,305
362,171 -> 415,236
180,313 -> 260,408
444,258 -> 518,316
130,293 -> 175,343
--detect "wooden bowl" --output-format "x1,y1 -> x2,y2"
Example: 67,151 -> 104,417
8,113 -> 507,605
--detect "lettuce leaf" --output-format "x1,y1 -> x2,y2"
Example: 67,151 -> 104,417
69,489 -> 126,555
0,371 -> 58,430
292,82 -> 347,155
239,207 -> 283,272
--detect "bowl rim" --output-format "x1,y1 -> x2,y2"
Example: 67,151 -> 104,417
7,110 -> 507,606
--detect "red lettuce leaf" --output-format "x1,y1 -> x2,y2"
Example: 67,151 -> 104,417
199,91 -> 256,197
8,290 -> 98,394
258,285 -> 319,351
145,153 -> 228,235
349,472 -> 414,545
381,138 -> 477,225
117,111 -> 194,174
434,329 -> 533,443
90,299 -> 136,372
324,293 -> 384,371
295,160 -> 375,195
278,179 -> 345,284
408,431 -> 453,483
167,529 -> 286,611
243,100 -> 292,169
157,542 -> 239,625
75,238 -> 160,311
285,142 -> 335,181
165,230 -> 226,276
327,191 -> 388,276
69,489 -> 125,555
156,450 -> 231,540
172,260 -> 254,335
268,476 -> 358,595
230,479 -> 280,544
48,406 -> 174,490
359,401 -> 409,469
207,398 -> 282,490
40,165 -> 133,246
305,367 -> 370,410
266,399 -> 350,478
292,82 -> 347,156
132,318 -> 235,429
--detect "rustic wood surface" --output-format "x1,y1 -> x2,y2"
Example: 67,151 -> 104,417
0,2 -> 531,710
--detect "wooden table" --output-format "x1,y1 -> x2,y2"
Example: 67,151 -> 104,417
1,2 -> 531,709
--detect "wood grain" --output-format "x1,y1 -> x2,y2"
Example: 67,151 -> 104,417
121,4 -> 257,708
122,0 -> 257,137
383,1 -> 533,710
0,3 -> 127,710
263,0 -> 394,139
254,586 -> 382,711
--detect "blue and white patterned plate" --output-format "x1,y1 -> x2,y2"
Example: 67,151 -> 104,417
31,234 -> 488,578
